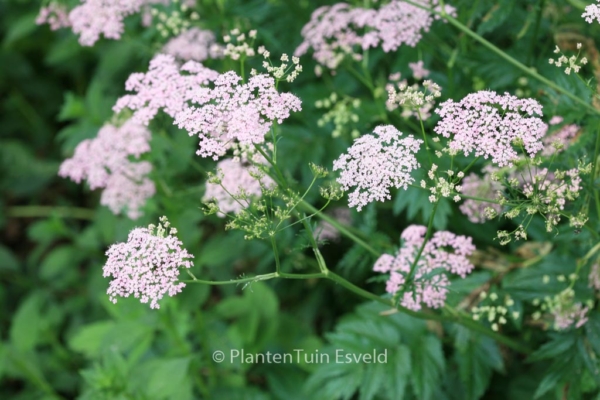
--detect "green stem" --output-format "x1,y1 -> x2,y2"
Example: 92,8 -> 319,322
6,206 -> 96,220
298,200 -> 380,257
325,271 -> 532,353
405,201 -> 439,283
417,109 -> 433,165
271,236 -> 282,274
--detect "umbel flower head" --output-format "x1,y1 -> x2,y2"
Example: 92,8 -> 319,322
333,125 -> 422,211
58,119 -> 155,219
114,54 -> 302,160
294,1 -> 455,70
374,225 -> 475,311
434,91 -> 547,167
203,155 -> 275,216
103,217 -> 194,309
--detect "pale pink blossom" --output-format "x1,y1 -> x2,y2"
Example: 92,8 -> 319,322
541,123 -> 579,156
553,302 -> 589,330
583,1 -> 600,24
59,120 -> 155,219
115,54 -> 301,160
408,60 -> 430,80
459,170 -> 502,223
175,72 -> 302,159
434,91 -> 547,167
69,0 -> 143,46
114,54 -> 220,126
36,2 -> 71,30
163,28 -> 224,62
68,0 -> 169,46
374,225 -> 475,311
333,125 -> 422,211
203,158 -> 274,216
295,1 -> 454,69
103,219 -> 194,309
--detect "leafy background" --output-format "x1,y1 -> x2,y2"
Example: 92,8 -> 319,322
2,0 -> 600,398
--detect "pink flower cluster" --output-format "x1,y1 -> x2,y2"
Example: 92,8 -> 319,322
459,170 -> 502,223
434,91 -> 547,167
295,1 -> 455,69
583,1 -> 600,23
333,125 -> 422,211
203,158 -> 274,216
541,123 -> 579,157
69,0 -> 154,46
114,54 -> 219,125
163,28 -> 224,62
175,72 -> 302,159
59,120 -> 155,219
374,225 -> 475,311
408,60 -> 430,80
103,219 -> 194,309
114,54 -> 302,160
553,303 -> 589,330
36,2 -> 71,30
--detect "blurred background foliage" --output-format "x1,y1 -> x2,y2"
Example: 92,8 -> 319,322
2,0 -> 600,398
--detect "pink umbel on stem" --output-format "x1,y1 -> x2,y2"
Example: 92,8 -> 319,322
295,1 -> 455,69
36,2 -> 71,30
114,54 -> 301,160
59,120 -> 155,219
459,170 -> 502,223
163,28 -> 224,62
333,125 -> 422,211
374,225 -> 476,311
434,91 -> 547,167
203,157 -> 275,216
583,1 -> 600,24
103,217 -> 194,309
113,54 -> 220,126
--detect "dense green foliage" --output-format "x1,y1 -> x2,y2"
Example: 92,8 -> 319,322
2,0 -> 600,399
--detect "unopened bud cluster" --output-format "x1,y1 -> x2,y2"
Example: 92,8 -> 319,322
549,44 -> 588,75
421,164 -> 464,203
472,292 -> 518,332
316,93 -> 361,138
223,29 -> 257,60
255,49 -> 303,82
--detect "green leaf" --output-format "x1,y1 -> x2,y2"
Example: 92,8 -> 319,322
3,12 -> 37,46
39,245 -> 77,281
58,92 -> 87,121
411,335 -> 445,400
145,357 -> 192,400
10,293 -> 43,352
359,360 -> 387,400
454,326 -> 504,400
0,244 -> 19,271
68,321 -> 116,358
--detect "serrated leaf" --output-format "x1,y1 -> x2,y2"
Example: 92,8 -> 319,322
359,360 -> 386,400
411,335 -> 445,400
